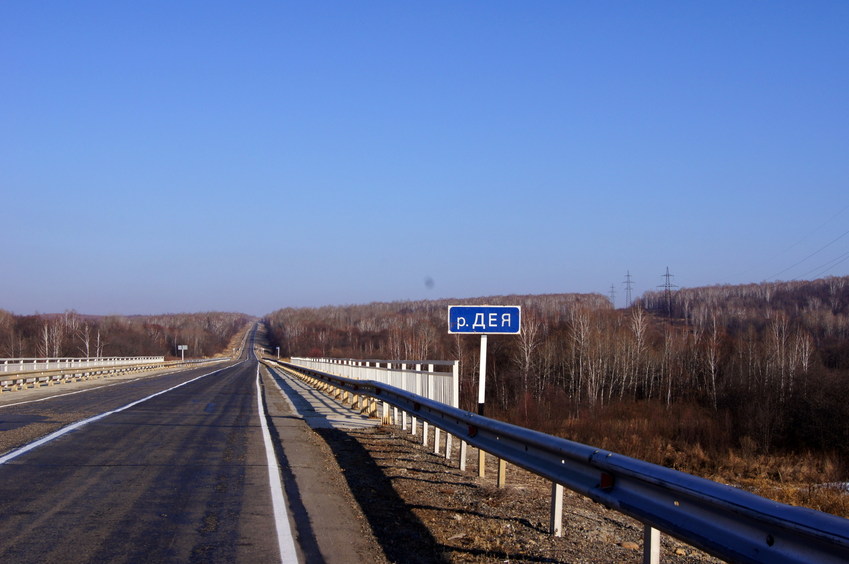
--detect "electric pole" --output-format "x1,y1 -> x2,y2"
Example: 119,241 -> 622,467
659,267 -> 678,316
623,271 -> 634,308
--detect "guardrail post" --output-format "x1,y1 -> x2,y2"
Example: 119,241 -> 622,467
382,362 -> 391,423
460,440 -> 467,471
400,364 -> 409,431
478,448 -> 487,478
412,363 -> 421,435
497,458 -> 507,488
643,525 -> 660,564
383,400 -> 391,424
445,433 -> 453,460
452,360 -> 459,408
550,482 -> 564,537
434,427 -> 441,455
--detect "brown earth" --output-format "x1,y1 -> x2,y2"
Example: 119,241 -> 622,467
315,423 -> 722,563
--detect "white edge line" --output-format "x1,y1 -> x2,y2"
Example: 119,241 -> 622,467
0,365 -> 231,465
256,366 -> 299,564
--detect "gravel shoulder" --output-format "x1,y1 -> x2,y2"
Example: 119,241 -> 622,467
264,360 -> 724,563
315,423 -> 723,564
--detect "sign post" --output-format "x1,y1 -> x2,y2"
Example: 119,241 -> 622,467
178,344 -> 188,362
448,305 -> 521,478
449,305 -> 522,414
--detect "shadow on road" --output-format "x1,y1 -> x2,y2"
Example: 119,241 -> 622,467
313,426 -> 449,564
264,365 -> 445,562
260,393 -> 324,562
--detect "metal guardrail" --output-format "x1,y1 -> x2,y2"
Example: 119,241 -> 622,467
290,357 -> 459,408
2,356 -> 165,373
0,357 -> 230,392
274,360 -> 849,564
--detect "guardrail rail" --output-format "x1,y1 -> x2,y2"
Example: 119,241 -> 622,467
0,357 -> 230,393
290,356 -> 459,407
2,356 -> 165,373
269,359 -> 849,564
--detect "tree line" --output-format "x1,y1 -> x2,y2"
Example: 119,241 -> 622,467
0,310 -> 253,359
264,276 -> 849,462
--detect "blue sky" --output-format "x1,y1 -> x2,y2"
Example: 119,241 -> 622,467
2,2 -> 848,316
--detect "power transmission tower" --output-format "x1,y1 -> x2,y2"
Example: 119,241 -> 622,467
623,271 -> 634,308
658,266 -> 678,316
608,284 -> 617,307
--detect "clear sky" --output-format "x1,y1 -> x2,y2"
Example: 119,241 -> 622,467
3,2 -> 848,316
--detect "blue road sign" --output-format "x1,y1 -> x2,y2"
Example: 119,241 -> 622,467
448,305 -> 522,334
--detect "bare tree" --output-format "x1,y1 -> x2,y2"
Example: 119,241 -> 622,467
38,322 -> 50,358
703,315 -> 722,410
77,323 -> 92,357
515,310 -> 544,400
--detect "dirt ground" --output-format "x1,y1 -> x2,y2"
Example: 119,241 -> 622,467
314,423 -> 723,563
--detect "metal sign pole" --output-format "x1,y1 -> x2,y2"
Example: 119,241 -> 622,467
478,334 -> 487,415
447,305 -> 521,480
478,333 -> 488,477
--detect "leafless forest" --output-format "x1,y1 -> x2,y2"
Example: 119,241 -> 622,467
264,276 -> 849,515
3,278 -> 848,514
0,310 -> 253,360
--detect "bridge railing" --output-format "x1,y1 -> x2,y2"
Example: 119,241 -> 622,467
274,360 -> 849,564
0,357 -> 230,392
289,357 -> 459,408
2,356 -> 166,373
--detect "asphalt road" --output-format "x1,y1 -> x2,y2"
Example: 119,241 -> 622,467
0,357 -> 284,563
0,348 -> 385,564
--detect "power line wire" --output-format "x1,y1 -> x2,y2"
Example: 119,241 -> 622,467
736,202 -> 849,282
798,249 -> 849,281
766,226 -> 849,281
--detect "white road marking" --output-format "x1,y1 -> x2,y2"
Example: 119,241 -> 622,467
0,379 -> 143,409
256,366 -> 299,564
0,365 -> 232,465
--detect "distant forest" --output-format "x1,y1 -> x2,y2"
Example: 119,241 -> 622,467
0,311 -> 253,359
264,276 -> 849,466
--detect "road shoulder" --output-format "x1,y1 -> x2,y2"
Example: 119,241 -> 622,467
260,365 -> 389,564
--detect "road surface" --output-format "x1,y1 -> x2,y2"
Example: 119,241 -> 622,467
0,347 -> 384,563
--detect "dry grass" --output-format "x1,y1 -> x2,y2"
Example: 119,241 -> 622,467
547,400 -> 849,518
